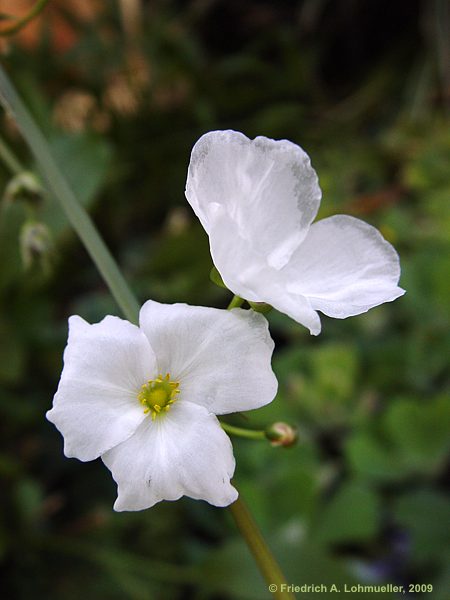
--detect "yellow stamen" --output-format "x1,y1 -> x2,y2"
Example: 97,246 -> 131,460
138,373 -> 180,420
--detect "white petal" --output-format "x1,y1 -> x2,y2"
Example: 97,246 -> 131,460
205,208 -> 323,335
206,205 -> 272,301
102,401 -> 238,510
47,315 -> 157,461
285,215 -> 405,318
185,130 -> 322,270
263,289 -> 322,336
139,300 -> 277,414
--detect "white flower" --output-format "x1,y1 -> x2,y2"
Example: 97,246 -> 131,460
47,300 -> 277,511
185,130 -> 405,335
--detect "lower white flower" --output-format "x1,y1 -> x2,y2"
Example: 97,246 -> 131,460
185,130 -> 405,335
47,300 -> 277,511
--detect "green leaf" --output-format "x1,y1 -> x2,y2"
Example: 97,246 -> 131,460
200,532 -> 394,600
345,433 -> 406,481
311,342 -> 358,404
384,396 -> 450,471
272,467 -> 318,521
40,133 -> 112,236
273,342 -> 360,426
200,537 -> 270,599
393,490 -> 450,564
313,482 -> 380,545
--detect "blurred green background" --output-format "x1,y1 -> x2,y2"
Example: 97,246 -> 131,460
0,1 -> 449,598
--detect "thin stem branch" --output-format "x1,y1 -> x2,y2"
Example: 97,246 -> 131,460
227,295 -> 245,309
221,422 -> 266,441
0,0 -> 50,37
229,498 -> 296,600
0,65 -> 140,324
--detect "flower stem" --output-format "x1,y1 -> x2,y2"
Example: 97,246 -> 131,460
226,301 -> 294,598
221,422 -> 266,441
227,295 -> 245,309
229,497 -> 295,599
0,65 -> 140,325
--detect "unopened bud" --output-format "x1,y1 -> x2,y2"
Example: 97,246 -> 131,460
266,422 -> 298,447
248,301 -> 272,314
20,222 -> 53,272
4,172 -> 44,208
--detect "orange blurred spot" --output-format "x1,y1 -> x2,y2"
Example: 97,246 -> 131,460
0,0 -> 104,53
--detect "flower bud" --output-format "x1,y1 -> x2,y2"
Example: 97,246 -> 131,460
3,172 -> 44,208
20,221 -> 53,272
266,422 -> 298,448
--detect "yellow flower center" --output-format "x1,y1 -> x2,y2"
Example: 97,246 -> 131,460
138,373 -> 180,420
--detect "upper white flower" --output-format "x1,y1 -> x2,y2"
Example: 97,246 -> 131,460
46,300 -> 277,511
185,130 -> 405,335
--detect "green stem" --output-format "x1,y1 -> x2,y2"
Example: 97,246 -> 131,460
0,0 -> 51,37
227,295 -> 245,309
229,498 -> 295,600
0,65 -> 140,324
226,302 -> 294,598
0,133 -> 23,174
221,421 -> 266,441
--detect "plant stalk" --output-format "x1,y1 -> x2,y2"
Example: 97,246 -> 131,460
226,299 -> 294,598
229,498 -> 295,599
221,422 -> 266,441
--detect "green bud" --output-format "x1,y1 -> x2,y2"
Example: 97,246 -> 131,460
248,301 -> 273,314
3,172 -> 44,208
265,422 -> 298,448
20,222 -> 53,273
209,265 -> 227,289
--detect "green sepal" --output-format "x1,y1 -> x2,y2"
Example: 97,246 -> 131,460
209,265 -> 227,289
248,301 -> 273,314
265,422 -> 298,447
